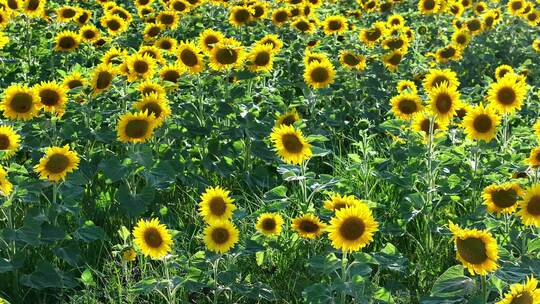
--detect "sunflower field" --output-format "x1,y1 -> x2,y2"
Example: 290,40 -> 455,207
0,0 -> 540,303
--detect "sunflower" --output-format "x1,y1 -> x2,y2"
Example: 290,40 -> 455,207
199,29 -> 224,54
423,68 -> 460,92
322,15 -> 347,35
133,92 -> 171,126
304,50 -> 330,66
508,0 -> 525,16
412,111 -> 449,137
339,51 -> 366,71
324,193 -> 366,211
126,53 -> 156,82
250,1 -> 269,20
0,84 -> 39,120
448,2 -> 464,17
276,109 -> 300,126
497,276 -> 540,304
138,80 -> 166,97
101,47 -> 127,66
204,221 -> 239,253
135,0 -> 154,7
109,6 -> 132,23
34,81 -> 68,116
533,39 -> 540,52
255,213 -> 284,236
465,18 -> 483,35
359,21 -> 387,47
76,9 -> 92,25
270,124 -> 312,165
524,10 -> 540,27
382,50 -> 404,72
169,0 -> 191,14
448,222 -> 499,276
526,147 -> 540,167
248,43 -> 274,73
418,0 -> 440,14
396,80 -> 417,94
229,5 -> 252,27
91,64 -> 116,95
154,36 -> 177,53
327,205 -> 378,252
54,30 -> 80,52
462,103 -> 500,142
271,8 -> 290,26
57,6 -> 80,22
487,74 -> 527,114
34,145 -> 80,182
363,0 -> 378,12
117,111 -> 158,143
0,165 -> 12,197
143,23 -> 163,41
390,93 -> 422,120
255,34 -> 283,53
291,17 -> 315,34
292,213 -> 326,239
483,10 -> 500,29
156,10 -> 179,29
93,37 -> 110,48
435,44 -> 462,63
381,36 -> 409,52
101,15 -> 128,36
176,41 -> 204,74
209,38 -> 245,71
429,83 -> 460,121
482,182 -> 523,215
386,13 -> 405,29
518,184 -> 540,227
0,125 -> 20,159
159,63 -> 185,84
79,25 -> 101,43
121,248 -> 137,262
22,0 -> 45,18
132,218 -> 173,259
494,65 -> 514,81
304,60 -> 335,89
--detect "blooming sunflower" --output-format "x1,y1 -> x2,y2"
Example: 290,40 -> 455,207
497,276 -> 540,304
143,23 -> 163,41
56,6 -> 79,22
209,38 -> 245,71
324,193 -> 366,211
79,25 -> 101,43
428,82 -> 460,122
396,80 -> 417,94
517,184 -> 540,227
198,186 -> 236,223
291,17 -> 315,34
0,165 -> 12,197
322,15 -> 347,35
204,221 -> 239,253
176,41 -> 205,74
0,125 -> 20,159
229,5 -> 252,27
271,8 -> 290,26
270,124 -> 312,165
157,10 -> 179,29
462,103 -> 500,142
91,64 -> 117,95
304,50 -> 330,66
382,50 -> 404,72
117,111 -> 158,143
386,13 -> 405,29
126,53 -> 156,82
423,68 -> 460,92
494,65 -> 514,81
34,145 -> 80,182
34,81 -> 68,116
0,84 -> 39,120
390,93 -> 423,120
304,60 -> 335,89
448,222 -> 499,275
435,44 -> 462,63
482,182 -> 523,215
138,80 -> 165,97
291,213 -> 326,239
255,213 -> 284,236
359,21 -> 387,47
154,36 -> 177,53
339,51 -> 366,71
508,0 -> 526,16
465,18 -> 483,35
160,63 -> 185,84
54,30 -> 80,52
248,43 -> 274,73
22,0 -> 45,18
487,74 -> 528,114
133,93 -> 171,126
132,218 -> 173,259
327,205 -> 378,252
276,109 -> 300,126
76,9 -> 92,25
451,29 -> 471,48
100,15 -> 128,36
256,34 -> 283,54
169,0 -> 191,14
199,29 -> 224,54
418,0 -> 440,14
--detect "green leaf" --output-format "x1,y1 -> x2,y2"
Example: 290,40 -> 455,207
430,265 -> 474,298
20,262 -> 78,289
99,156 -> 129,182
73,221 -> 107,242
307,253 -> 340,275
116,184 -> 155,218
80,268 -> 95,287
373,287 -> 394,303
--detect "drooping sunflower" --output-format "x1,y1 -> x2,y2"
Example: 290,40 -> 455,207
292,213 -> 326,239
34,81 -> 68,115
462,103 -> 500,142
0,125 -> 20,159
91,64 -> 117,95
396,80 -> 417,94
255,34 -> 283,53
271,8 -> 290,26
497,276 -> 540,304
418,0 -> 440,14
159,63 -> 185,84
199,29 -> 224,54
56,6 -> 80,22
209,38 -> 245,71
247,43 -> 274,73
198,186 -> 236,223
482,182 -> 523,215
339,51 -> 366,71
428,82 -> 460,122
255,213 -> 284,236
270,124 -> 312,165
304,60 -> 335,89
133,92 -> 171,126
412,111 -> 449,138
322,15 -> 347,35
54,30 -> 80,52
126,53 -> 156,82
229,5 -> 252,27
132,218 -> 173,259
276,109 -> 300,127
100,15 -> 128,36
487,74 -> 528,114
517,184 -> 540,227
79,25 -> 101,43
0,84 -> 39,120
176,41 -> 205,74
34,145 -> 80,182
390,93 -> 423,120
423,68 -> 460,92
291,17 -> 315,34
138,80 -> 166,97
204,221 -> 239,253
117,111 -> 158,143
448,222 -> 499,276
324,193 -> 366,212
327,205 -> 378,252
0,165 -> 12,197
359,21 -> 387,47
382,50 -> 404,72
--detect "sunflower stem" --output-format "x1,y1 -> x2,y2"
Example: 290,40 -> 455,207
480,275 -> 487,303
213,255 -> 221,304
340,251 -> 348,304
163,258 -> 175,304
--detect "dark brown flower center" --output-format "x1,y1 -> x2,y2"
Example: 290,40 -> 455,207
180,49 -> 198,67
299,220 -> 319,233
39,88 -> 60,106
10,92 -> 33,113
261,218 -> 276,231
67,80 -> 83,89
142,102 -> 162,118
62,8 -> 76,18
343,53 -> 360,66
328,20 -> 341,31
215,48 -> 238,65
491,189 -> 518,208
365,28 -> 381,41
96,71 -> 113,90
143,227 -> 163,248
310,67 -> 329,83
159,14 -> 175,25
45,153 -> 70,174
162,70 -> 180,83
58,36 -> 76,49
398,98 -> 418,114
27,0 -> 40,10
274,11 -> 288,22
431,76 -> 450,88
133,60 -> 149,74
423,0 -> 436,10
211,227 -> 230,244
254,51 -> 270,66
107,19 -> 121,31
473,114 -> 493,133
386,53 -> 402,65
125,119 -> 150,138
0,134 -> 10,150
510,291 -> 533,304
339,217 -> 365,241
435,93 -> 452,113
209,197 -> 227,216
497,87 -> 517,105
456,237 -> 488,264
294,20 -> 310,32
282,134 -> 303,153
526,195 -> 540,216
280,114 -> 297,126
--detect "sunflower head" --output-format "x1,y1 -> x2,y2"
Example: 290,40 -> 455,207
199,29 -> 224,53
248,43 -> 274,73
292,213 -> 326,239
255,213 -> 284,236
203,221 -> 239,253
429,82 -> 460,121
34,81 -> 68,115
497,276 -> 540,304
482,182 -> 523,215
229,5 -> 253,27
199,186 -> 236,223
412,111 -> 449,138
327,204 -> 378,252
176,41 -> 204,74
487,73 -> 528,114
396,80 -> 417,94
271,8 -> 290,25
1,84 -> 39,121
133,92 -> 171,126
34,145 -> 80,182
117,110 -> 158,143
133,218 -> 173,259
518,184 -> 540,227
339,51 -> 366,71
304,60 -> 335,89
423,68 -> 460,92
270,125 -> 312,165
209,38 -> 245,71
390,93 -> 422,120
462,103 -> 501,142
54,30 -> 80,52
322,15 -> 347,35
0,125 -> 20,159
91,64 -> 117,95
